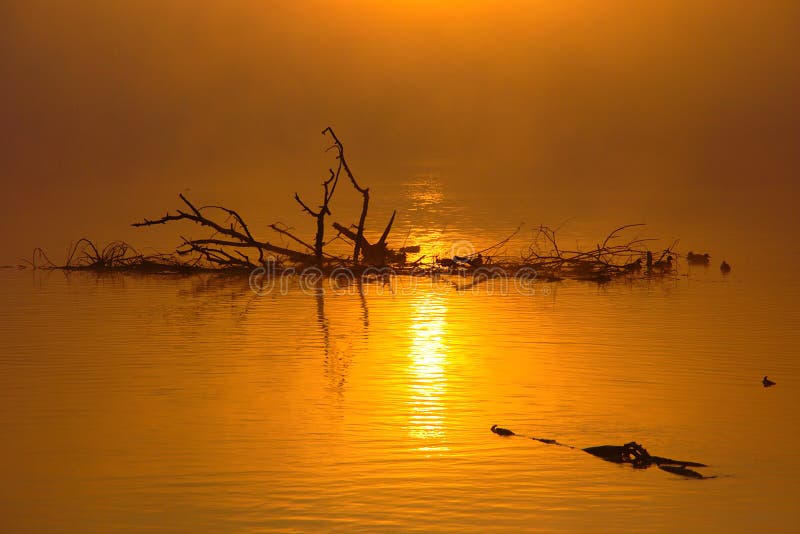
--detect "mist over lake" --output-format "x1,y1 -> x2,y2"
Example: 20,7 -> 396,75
1,1 -> 798,532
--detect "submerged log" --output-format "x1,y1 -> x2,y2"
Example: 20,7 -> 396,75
658,465 -> 711,479
490,426 -> 711,478
583,443 -> 707,468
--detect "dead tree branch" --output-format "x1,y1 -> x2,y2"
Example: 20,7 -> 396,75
295,168 -> 340,266
133,194 -> 315,267
269,222 -> 315,251
324,126 -> 370,264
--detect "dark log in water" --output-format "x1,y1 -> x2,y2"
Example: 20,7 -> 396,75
583,443 -> 707,468
491,427 -> 712,478
658,465 -> 713,479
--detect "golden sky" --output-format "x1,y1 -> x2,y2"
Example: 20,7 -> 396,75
1,0 -> 798,262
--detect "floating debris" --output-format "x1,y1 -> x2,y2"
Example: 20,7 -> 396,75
491,427 -> 713,479
583,442 -> 706,469
658,465 -> 713,479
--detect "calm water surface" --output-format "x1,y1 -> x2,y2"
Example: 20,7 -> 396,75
1,178 -> 799,532
1,263 -> 798,533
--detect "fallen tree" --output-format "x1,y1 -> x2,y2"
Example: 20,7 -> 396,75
28,126 -> 691,281
129,127 -> 408,271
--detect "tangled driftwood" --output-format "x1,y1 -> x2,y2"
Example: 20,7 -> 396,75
491,425 -> 714,479
129,127 -> 407,271
29,126 -> 692,281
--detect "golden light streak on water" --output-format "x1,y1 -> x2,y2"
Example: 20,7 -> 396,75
406,295 -> 449,448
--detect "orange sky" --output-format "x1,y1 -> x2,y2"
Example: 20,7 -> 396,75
1,0 -> 798,263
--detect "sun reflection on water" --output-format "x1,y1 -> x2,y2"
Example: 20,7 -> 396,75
403,175 -> 451,261
407,295 -> 449,449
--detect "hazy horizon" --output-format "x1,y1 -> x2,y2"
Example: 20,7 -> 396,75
2,4 -> 800,531
1,0 -> 798,264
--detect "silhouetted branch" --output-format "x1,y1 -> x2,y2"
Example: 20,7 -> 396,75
515,224 -> 662,280
324,126 -> 369,264
377,210 -> 396,246
133,194 -> 316,266
269,223 -> 315,251
294,193 -> 319,217
295,167 -> 340,266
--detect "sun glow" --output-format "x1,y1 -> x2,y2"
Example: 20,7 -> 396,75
406,295 -> 449,445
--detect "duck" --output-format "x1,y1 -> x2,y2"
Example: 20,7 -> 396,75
653,254 -> 673,272
436,257 -> 455,268
491,424 -> 515,436
763,376 -> 776,388
687,251 -> 711,265
720,261 -> 731,274
622,258 -> 643,273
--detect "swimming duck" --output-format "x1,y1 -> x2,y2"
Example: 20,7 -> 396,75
622,258 -> 642,273
653,255 -> 673,272
687,252 -> 711,265
720,261 -> 731,274
763,376 -> 776,388
491,424 -> 515,436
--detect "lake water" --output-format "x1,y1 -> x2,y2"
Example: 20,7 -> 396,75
1,181 -> 799,532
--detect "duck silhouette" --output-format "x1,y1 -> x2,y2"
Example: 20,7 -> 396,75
491,424 -> 515,436
763,376 -> 776,388
652,254 -> 673,272
687,252 -> 711,265
720,261 -> 731,274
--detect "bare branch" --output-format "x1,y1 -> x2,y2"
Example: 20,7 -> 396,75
133,194 -> 316,265
294,193 -> 318,217
269,223 -> 315,251
323,126 -> 370,264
